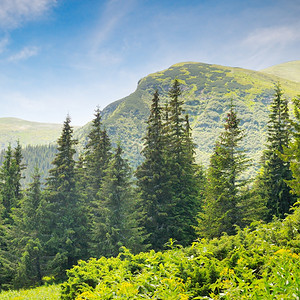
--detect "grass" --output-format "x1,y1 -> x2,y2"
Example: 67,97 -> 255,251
261,60 -> 300,83
0,285 -> 61,300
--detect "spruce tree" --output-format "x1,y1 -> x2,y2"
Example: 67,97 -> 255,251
165,80 -> 200,246
92,144 -> 145,257
83,107 -> 111,202
10,167 -> 44,288
258,84 -> 296,221
197,104 -> 250,238
0,143 -> 25,289
138,82 -> 201,248
281,96 -> 300,198
12,141 -> 25,202
136,90 -> 171,250
43,116 -> 88,279
0,145 -> 14,221
0,143 -> 24,222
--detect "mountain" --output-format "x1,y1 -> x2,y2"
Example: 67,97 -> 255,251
260,60 -> 300,83
77,62 -> 300,176
0,118 -> 65,151
2,62 -> 300,182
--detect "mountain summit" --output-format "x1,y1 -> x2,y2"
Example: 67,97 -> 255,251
82,62 -> 300,172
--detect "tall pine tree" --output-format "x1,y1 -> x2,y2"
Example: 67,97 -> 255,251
11,167 -> 44,288
165,80 -> 200,246
197,104 -> 251,238
82,107 -> 111,203
136,90 -> 171,250
137,82 -> 201,249
0,144 -> 24,222
257,83 -> 296,221
92,144 -> 145,257
281,95 -> 300,198
0,143 -> 26,289
43,115 -> 88,280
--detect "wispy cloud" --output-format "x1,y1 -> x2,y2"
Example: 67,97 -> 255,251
242,25 -> 300,49
8,46 -> 39,62
0,0 -> 56,29
90,0 -> 137,61
238,25 -> 300,69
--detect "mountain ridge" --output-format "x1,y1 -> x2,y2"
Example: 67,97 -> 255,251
1,60 -> 300,180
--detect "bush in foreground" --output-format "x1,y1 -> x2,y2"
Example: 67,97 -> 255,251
61,205 -> 300,299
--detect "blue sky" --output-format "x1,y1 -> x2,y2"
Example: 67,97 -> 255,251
0,0 -> 299,125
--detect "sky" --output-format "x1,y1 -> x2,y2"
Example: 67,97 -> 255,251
0,0 -> 299,126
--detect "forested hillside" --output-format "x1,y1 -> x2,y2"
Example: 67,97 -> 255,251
2,62 -> 300,182
0,62 -> 300,298
78,62 -> 300,172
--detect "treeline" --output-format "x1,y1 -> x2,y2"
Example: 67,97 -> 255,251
0,80 -> 299,291
0,144 -> 58,187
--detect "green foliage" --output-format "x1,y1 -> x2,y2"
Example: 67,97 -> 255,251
0,284 -> 61,299
136,90 -> 173,250
81,107 -> 112,204
282,95 -> 300,198
13,238 -> 43,289
61,204 -> 300,299
42,116 -> 88,280
257,84 -> 296,221
20,144 -> 58,186
197,105 -> 258,239
0,143 -> 25,222
91,144 -> 146,257
137,84 -> 201,249
164,80 -> 201,246
10,168 -> 45,289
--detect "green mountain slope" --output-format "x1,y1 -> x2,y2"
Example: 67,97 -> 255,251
78,62 -> 300,175
260,60 -> 300,83
0,118 -> 64,150
2,62 -> 300,182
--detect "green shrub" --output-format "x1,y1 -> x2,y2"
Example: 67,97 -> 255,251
61,206 -> 300,299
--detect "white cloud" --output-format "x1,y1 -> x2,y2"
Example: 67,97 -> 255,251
0,0 -> 56,29
8,46 -> 39,62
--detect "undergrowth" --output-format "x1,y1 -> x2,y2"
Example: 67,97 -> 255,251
61,205 -> 300,299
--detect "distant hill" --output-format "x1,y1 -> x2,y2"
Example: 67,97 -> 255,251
0,118 -> 72,184
0,118 -> 65,151
260,60 -> 300,83
77,62 -> 300,176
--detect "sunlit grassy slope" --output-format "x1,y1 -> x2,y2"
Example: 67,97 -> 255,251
260,60 -> 300,83
0,118 -> 63,151
77,62 -> 300,175
0,285 -> 60,300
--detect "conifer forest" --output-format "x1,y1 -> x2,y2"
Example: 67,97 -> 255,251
0,79 -> 300,299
